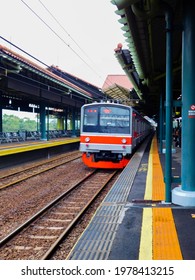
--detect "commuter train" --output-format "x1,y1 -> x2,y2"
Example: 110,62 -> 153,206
80,102 -> 152,168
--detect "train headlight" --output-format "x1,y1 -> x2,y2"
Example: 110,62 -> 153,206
121,138 -> 127,144
85,137 -> 90,142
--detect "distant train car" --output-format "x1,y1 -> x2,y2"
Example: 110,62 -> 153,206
80,102 -> 152,168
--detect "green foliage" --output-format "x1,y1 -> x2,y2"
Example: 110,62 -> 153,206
3,114 -> 37,132
2,114 -> 57,132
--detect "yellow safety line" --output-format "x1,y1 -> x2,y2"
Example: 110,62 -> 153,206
144,140 -> 153,200
139,138 -> 153,259
139,208 -> 152,259
139,134 -> 183,260
0,138 -> 80,156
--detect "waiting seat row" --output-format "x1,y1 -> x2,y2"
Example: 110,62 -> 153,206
0,130 -> 80,143
26,130 -> 74,140
0,132 -> 25,143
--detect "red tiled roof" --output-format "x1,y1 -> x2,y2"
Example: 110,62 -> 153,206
51,65 -> 100,89
102,74 -> 133,90
0,45 -> 93,98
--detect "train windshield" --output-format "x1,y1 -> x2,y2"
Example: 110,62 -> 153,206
83,105 -> 130,134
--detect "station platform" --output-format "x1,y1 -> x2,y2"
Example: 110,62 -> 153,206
67,134 -> 195,260
0,137 -> 80,169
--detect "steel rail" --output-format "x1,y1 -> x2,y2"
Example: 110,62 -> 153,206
0,170 -> 97,247
0,153 -> 81,190
42,170 -> 118,260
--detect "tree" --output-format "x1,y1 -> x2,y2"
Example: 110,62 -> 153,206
3,114 -> 37,132
2,114 -> 58,132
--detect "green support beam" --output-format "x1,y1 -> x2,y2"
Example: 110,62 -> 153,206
164,8 -> 173,203
172,0 -> 195,206
40,103 -> 47,141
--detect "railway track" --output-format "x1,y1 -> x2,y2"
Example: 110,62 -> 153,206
0,169 -> 118,260
0,151 -> 81,190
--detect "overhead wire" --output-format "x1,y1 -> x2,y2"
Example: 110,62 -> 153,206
0,37 -> 103,99
0,36 -> 50,69
21,0 -> 119,99
20,0 -> 102,81
21,0 -> 120,94
2,1 -> 130,102
37,0 -> 96,65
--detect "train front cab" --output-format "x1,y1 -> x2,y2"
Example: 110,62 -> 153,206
80,103 -> 152,169
80,103 -> 133,169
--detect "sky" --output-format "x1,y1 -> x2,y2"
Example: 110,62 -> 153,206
1,0 -> 127,88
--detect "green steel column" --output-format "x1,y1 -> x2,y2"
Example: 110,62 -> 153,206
64,109 -> 68,131
163,105 -> 166,142
172,0 -> 195,206
159,94 -> 164,153
165,9 -> 173,202
76,108 -> 80,131
46,109 -> 49,141
40,103 -> 47,140
71,108 -> 76,137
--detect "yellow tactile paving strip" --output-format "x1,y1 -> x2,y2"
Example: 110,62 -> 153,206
139,135 -> 183,260
152,137 -> 165,200
153,208 -> 182,259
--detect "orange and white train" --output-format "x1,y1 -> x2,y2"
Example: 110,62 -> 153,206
80,102 -> 152,168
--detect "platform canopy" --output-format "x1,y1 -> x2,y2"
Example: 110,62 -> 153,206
102,74 -> 141,107
111,0 -> 182,117
0,44 -> 104,113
